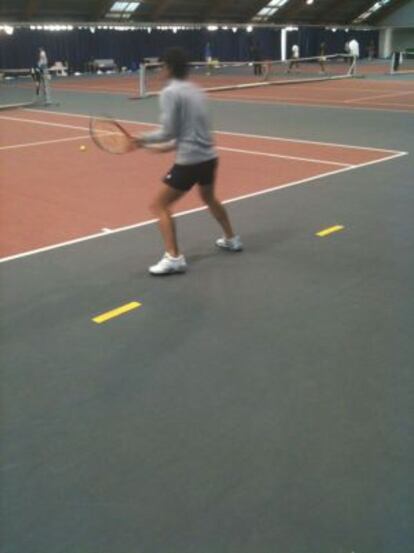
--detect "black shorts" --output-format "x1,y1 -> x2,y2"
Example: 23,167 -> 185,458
163,158 -> 218,192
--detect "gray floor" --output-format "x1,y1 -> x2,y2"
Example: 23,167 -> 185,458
1,83 -> 414,553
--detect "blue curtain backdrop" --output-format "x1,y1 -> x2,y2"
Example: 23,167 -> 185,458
0,28 -> 280,70
0,27 -> 378,71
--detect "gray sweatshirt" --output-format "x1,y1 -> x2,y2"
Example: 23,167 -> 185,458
142,79 -> 217,165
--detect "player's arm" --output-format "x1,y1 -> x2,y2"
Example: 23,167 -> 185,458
137,90 -> 178,148
144,140 -> 176,153
132,136 -> 176,152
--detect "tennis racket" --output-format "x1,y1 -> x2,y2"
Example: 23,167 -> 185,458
89,115 -> 140,155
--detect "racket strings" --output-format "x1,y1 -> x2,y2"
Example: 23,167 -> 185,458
91,118 -> 133,154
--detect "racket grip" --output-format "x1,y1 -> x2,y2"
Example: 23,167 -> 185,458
132,136 -> 144,148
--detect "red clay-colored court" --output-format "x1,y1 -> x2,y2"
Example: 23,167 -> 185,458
0,109 -> 406,260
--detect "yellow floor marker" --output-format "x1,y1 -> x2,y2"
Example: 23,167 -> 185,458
92,301 -> 142,324
316,225 -> 345,237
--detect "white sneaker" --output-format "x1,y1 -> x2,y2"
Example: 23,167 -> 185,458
149,253 -> 187,275
215,235 -> 243,252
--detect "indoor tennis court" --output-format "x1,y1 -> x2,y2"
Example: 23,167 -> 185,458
1,2 -> 414,553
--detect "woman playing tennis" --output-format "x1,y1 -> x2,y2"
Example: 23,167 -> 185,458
137,47 -> 242,275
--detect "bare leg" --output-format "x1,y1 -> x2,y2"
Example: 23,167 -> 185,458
198,184 -> 235,239
150,186 -> 186,257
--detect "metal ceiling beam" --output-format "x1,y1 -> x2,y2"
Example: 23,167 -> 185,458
366,0 -> 411,24
245,0 -> 273,21
271,0 -> 337,23
269,0 -> 380,25
342,0 -> 383,24
273,0 -> 305,19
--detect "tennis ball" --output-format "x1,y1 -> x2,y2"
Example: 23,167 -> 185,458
80,145 -> 86,151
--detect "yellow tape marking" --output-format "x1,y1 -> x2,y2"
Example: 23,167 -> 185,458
92,301 -> 142,324
316,225 -> 345,237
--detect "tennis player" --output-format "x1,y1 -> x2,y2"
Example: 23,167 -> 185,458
287,44 -> 300,73
348,38 -> 360,60
250,41 -> 263,76
137,47 -> 242,276
30,66 -> 42,96
318,42 -> 327,74
36,47 -> 52,105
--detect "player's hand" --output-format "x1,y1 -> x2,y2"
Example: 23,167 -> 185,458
133,136 -> 145,147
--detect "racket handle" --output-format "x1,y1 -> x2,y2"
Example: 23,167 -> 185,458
132,136 -> 144,148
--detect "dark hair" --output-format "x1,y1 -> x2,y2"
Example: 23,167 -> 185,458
162,47 -> 189,79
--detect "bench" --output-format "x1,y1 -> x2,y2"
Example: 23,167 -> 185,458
49,62 -> 68,76
92,59 -> 118,72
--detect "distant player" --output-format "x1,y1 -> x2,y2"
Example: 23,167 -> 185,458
344,41 -> 350,64
36,47 -> 52,105
319,42 -> 327,74
204,41 -> 213,76
348,38 -> 360,60
250,41 -> 263,76
367,40 -> 375,61
30,66 -> 42,96
137,47 -> 242,275
287,44 -> 300,73
348,38 -> 359,74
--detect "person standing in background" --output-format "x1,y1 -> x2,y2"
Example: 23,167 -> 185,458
204,41 -> 213,75
348,38 -> 360,58
348,38 -> 359,74
287,44 -> 300,73
344,41 -> 350,63
318,42 -> 327,74
367,40 -> 376,61
250,41 -> 263,76
37,47 -> 52,105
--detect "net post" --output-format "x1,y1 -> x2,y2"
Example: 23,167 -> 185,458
139,62 -> 146,98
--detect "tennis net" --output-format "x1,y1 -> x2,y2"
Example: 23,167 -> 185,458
0,68 -> 37,110
138,53 -> 357,97
390,51 -> 414,75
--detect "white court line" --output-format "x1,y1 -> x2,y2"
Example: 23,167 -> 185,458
0,150 -> 407,265
218,146 -> 352,167
0,114 -> 355,166
209,93 -> 414,116
55,84 -> 136,95
213,88 -> 414,108
0,114 -> 89,132
0,134 -> 89,151
308,85 -> 414,94
254,82 -> 414,94
354,100 -> 414,108
344,90 -> 414,104
0,125 -> 351,167
0,119 -> 351,166
21,108 -> 408,154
